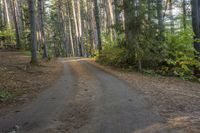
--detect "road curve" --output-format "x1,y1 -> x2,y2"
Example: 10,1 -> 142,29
0,58 -> 172,133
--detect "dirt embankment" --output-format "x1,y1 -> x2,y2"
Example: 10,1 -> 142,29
0,50 -> 63,114
89,60 -> 200,133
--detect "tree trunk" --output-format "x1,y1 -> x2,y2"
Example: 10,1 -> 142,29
0,0 -> 3,28
66,0 -> 75,56
38,0 -> 48,58
3,0 -> 11,28
12,0 -> 21,49
192,0 -> 200,77
58,0 -> 68,57
107,0 -> 116,41
94,0 -> 102,52
192,0 -> 200,52
72,0 -> 82,56
182,0 -> 187,29
113,0 -> 119,28
76,0 -> 84,56
169,0 -> 174,33
123,0 -> 136,47
28,0 -> 38,63
0,0 -> 3,46
157,0 -> 164,40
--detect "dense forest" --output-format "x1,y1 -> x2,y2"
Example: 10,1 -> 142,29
0,0 -> 200,80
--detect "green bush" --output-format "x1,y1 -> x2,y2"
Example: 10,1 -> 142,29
162,28 -> 200,79
0,27 -> 16,44
98,28 -> 200,80
97,45 -> 130,67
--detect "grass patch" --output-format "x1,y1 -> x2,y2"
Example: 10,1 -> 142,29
0,90 -> 13,102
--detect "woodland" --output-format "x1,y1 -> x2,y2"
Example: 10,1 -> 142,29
1,1 -> 200,132
0,0 -> 200,80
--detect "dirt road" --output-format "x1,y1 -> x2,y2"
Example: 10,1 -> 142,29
0,58 -> 176,133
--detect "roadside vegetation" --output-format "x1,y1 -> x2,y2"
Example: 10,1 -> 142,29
97,27 -> 200,81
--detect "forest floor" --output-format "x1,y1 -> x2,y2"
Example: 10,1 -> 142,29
0,55 -> 199,133
0,50 -> 63,115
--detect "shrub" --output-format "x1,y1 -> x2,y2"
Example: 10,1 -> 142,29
98,28 -> 200,80
162,28 -> 200,79
0,27 -> 15,44
97,45 -> 129,67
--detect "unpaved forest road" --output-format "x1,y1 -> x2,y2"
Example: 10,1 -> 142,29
0,58 -> 177,133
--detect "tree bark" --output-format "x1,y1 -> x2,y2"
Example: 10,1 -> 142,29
123,0 -> 136,47
66,0 -> 75,56
157,0 -> 164,40
38,0 -> 48,58
12,0 -> 21,49
169,0 -> 174,33
192,0 -> 200,77
0,0 -> 3,28
28,0 -> 38,63
3,0 -> 11,28
192,0 -> 200,52
72,0 -> 82,56
182,0 -> 187,29
94,0 -> 102,52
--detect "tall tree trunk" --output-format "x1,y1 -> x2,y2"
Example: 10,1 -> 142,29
72,0 -> 82,56
68,0 -> 79,56
12,0 -> 21,49
0,0 -> 3,28
107,0 -> 116,41
58,0 -> 68,57
94,0 -> 102,52
68,14 -> 75,56
88,0 -> 97,55
0,0 -> 3,46
18,0 -> 25,34
192,0 -> 200,52
82,0 -> 91,56
113,0 -> 120,31
182,0 -> 187,29
3,0 -> 11,28
76,0 -> 84,56
192,0 -> 200,77
169,0 -> 174,33
123,0 -> 136,47
28,0 -> 38,63
157,0 -> 164,40
38,0 -> 48,58
66,0 -> 75,56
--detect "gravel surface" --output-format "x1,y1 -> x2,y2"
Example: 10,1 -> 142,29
1,57 -> 199,133
0,58 -> 180,133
